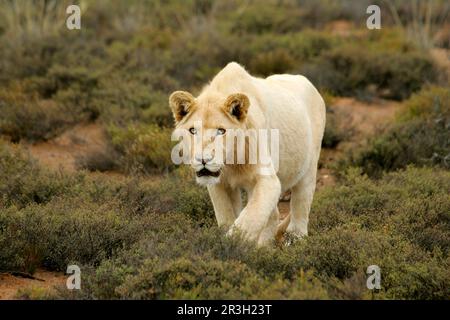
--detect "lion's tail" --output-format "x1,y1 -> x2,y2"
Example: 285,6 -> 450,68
275,213 -> 291,243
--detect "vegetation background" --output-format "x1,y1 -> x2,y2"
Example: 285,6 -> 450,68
0,0 -> 449,299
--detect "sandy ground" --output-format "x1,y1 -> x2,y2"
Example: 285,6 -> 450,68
430,48 -> 450,79
0,270 -> 66,300
1,96 -> 402,299
27,122 -> 109,172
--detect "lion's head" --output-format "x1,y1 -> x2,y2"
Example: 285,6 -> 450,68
169,90 -> 250,185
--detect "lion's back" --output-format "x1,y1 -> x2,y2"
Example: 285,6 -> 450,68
260,74 -> 326,188
265,74 -> 326,141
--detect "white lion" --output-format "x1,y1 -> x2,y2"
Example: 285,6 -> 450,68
169,62 -> 326,245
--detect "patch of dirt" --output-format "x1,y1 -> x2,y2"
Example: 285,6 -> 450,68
26,122 -> 110,172
324,97 -> 401,168
0,270 -> 65,300
324,20 -> 354,36
331,97 -> 401,138
430,48 -> 450,79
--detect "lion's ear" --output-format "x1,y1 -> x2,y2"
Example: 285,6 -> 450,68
169,91 -> 195,123
223,93 -> 250,122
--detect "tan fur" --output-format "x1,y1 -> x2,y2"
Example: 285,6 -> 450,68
169,62 -> 326,245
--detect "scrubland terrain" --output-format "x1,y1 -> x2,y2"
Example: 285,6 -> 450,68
0,0 -> 449,299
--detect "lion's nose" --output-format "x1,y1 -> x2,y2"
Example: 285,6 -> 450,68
195,155 -> 213,165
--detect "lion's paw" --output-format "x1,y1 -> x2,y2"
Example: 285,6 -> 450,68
227,215 -> 260,242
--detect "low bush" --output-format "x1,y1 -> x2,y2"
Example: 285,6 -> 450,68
108,124 -> 175,174
398,86 -> 450,122
0,12 -> 441,143
340,87 -> 449,177
0,140 -> 78,208
0,83 -> 74,142
225,2 -> 304,35
322,108 -> 347,148
75,146 -> 120,172
243,31 -> 337,77
0,141 -> 214,273
115,169 -> 213,220
0,199 -> 149,273
302,42 -> 437,100
250,49 -> 296,77
312,167 -> 450,254
8,165 -> 441,300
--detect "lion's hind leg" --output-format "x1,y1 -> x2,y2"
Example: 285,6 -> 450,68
286,168 -> 317,238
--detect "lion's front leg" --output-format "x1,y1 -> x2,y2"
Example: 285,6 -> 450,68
229,175 -> 281,243
207,183 -> 238,228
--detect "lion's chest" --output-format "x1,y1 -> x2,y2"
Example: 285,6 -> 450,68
222,166 -> 258,192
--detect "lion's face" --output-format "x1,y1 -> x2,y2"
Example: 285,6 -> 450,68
169,91 -> 250,185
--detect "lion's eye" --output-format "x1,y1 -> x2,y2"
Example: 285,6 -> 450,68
217,128 -> 226,135
189,127 -> 197,135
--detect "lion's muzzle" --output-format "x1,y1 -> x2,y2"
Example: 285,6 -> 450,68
196,168 -> 221,177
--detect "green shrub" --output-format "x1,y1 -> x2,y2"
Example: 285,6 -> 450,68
303,42 -> 437,100
398,86 -> 450,122
341,87 -> 449,176
344,118 -> 449,177
114,257 -> 329,299
0,4 -> 442,143
226,2 -> 304,35
242,31 -> 338,76
108,124 -> 175,174
1,146 -> 448,299
250,49 -> 296,77
381,251 -> 450,299
15,286 -> 55,300
0,141 -> 214,273
0,138 -> 212,216
322,107 -> 348,148
0,140 -> 78,208
52,212 -> 330,300
51,168 -> 450,300
75,146 -> 120,172
0,83 -> 74,141
111,168 -> 213,221
312,167 -> 450,254
0,199 -> 146,272
37,65 -> 101,120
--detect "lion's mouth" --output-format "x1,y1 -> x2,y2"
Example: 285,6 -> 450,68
196,168 -> 221,177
